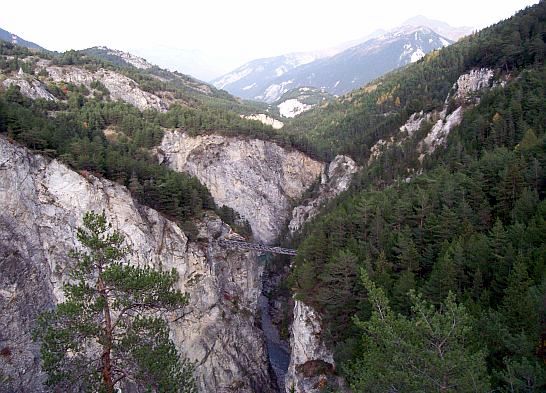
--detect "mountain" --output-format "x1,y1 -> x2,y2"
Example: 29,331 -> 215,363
79,46 -> 255,106
214,26 -> 452,102
273,26 -> 452,99
209,28 -> 389,101
402,15 -> 474,41
282,2 -> 546,390
211,52 -> 325,101
0,27 -> 45,51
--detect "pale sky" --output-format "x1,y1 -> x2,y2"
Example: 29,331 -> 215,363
0,0 -> 539,80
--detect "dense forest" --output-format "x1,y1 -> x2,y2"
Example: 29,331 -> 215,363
286,2 -> 546,391
1,2 -> 546,391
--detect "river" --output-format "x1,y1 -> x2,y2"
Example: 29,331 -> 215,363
259,294 -> 290,392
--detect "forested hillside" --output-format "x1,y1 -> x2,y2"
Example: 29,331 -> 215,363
0,42 -> 281,234
284,2 -> 546,164
1,2 -> 545,392
287,2 -> 546,391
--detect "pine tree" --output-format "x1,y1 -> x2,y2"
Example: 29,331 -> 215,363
317,249 -> 361,333
501,258 -> 538,336
33,211 -> 196,393
391,270 -> 416,315
393,226 -> 421,272
346,271 -> 490,392
425,250 -> 458,304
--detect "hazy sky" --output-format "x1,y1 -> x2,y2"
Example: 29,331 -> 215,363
0,0 -> 539,79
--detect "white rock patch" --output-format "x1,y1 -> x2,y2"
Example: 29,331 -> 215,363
2,76 -> 57,101
278,98 -> 313,118
243,113 -> 284,129
44,65 -> 168,112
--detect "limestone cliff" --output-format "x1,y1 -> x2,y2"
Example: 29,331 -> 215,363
0,137 -> 275,393
368,68 -> 497,164
284,301 -> 344,393
158,130 -> 324,244
288,155 -> 359,235
43,63 -> 169,112
2,69 -> 57,101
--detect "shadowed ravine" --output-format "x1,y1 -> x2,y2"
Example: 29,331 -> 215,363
259,293 -> 290,392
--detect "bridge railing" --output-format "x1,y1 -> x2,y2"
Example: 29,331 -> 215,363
216,239 -> 297,256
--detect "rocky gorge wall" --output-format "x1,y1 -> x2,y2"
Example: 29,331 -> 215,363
158,130 -> 325,244
0,126 -> 360,392
157,131 -> 359,393
0,137 -> 275,393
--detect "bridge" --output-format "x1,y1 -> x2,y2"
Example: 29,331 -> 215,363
216,239 -> 297,256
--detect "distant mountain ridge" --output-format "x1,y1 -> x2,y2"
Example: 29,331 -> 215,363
402,15 -> 474,41
213,24 -> 454,102
0,27 -> 45,51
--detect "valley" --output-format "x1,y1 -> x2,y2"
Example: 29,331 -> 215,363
0,2 -> 545,393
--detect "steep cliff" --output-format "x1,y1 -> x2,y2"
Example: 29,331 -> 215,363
0,137 -> 275,393
368,68 -> 497,164
284,301 -> 345,393
288,155 -> 359,234
158,130 -> 324,244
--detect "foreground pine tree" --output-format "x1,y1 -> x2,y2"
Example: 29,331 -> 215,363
33,211 -> 196,393
346,271 -> 490,392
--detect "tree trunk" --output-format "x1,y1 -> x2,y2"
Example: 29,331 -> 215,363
98,274 -> 115,393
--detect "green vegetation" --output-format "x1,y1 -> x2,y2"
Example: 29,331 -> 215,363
287,2 -> 546,391
33,211 -> 196,392
283,1 -> 546,164
0,81 -> 268,232
1,2 -> 546,391
346,272 -> 490,392
0,88 -> 216,222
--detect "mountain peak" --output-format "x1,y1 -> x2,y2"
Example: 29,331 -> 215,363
214,24 -> 453,102
401,15 -> 474,41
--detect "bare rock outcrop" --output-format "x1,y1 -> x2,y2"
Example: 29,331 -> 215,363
289,155 -> 359,234
284,301 -> 342,393
0,138 -> 274,393
42,63 -> 168,112
158,130 -> 324,244
2,70 -> 57,101
368,68 -> 496,164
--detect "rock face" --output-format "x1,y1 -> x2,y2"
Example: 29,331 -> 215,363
284,301 -> 337,393
242,114 -> 284,129
158,130 -> 324,244
277,99 -> 313,118
369,68 -> 496,164
289,155 -> 359,234
419,68 -> 494,155
0,138 -> 275,393
2,72 -> 57,101
40,62 -> 168,112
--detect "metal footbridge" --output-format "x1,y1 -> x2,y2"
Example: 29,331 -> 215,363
217,239 -> 297,256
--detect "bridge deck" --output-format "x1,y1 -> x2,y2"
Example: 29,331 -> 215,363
217,239 -> 297,256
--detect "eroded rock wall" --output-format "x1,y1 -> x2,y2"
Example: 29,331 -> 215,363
0,138 -> 274,393
288,155 -> 359,234
284,301 -> 340,393
158,130 -> 324,244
